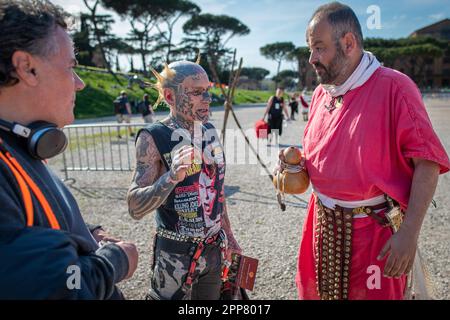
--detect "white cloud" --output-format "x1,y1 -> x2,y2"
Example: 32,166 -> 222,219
429,13 -> 445,20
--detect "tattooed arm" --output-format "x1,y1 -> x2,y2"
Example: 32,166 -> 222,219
127,131 -> 172,220
221,185 -> 242,260
127,131 -> 194,220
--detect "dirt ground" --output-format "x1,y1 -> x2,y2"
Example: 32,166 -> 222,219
49,95 -> 450,300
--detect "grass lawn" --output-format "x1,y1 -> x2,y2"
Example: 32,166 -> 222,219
74,66 -> 273,120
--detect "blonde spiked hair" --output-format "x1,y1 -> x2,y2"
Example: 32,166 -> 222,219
147,50 -> 203,110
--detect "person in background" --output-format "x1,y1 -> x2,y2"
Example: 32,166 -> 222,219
113,90 -> 135,138
262,87 -> 290,143
289,94 -> 299,120
299,89 -> 310,121
138,93 -> 155,124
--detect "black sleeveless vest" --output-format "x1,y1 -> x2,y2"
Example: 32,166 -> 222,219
139,121 -> 226,238
269,96 -> 284,118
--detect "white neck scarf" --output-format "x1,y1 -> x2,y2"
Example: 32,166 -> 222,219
322,51 -> 381,98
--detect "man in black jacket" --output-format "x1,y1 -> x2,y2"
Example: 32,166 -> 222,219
0,0 -> 138,299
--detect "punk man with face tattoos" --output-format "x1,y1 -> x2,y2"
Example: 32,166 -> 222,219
127,60 -> 241,300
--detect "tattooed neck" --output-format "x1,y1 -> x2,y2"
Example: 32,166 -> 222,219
165,113 -> 194,134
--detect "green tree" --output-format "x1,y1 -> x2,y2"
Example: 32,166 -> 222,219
288,46 -> 310,89
82,0 -> 120,82
102,37 -> 134,72
155,0 -> 200,63
240,67 -> 270,81
365,37 -> 446,87
71,14 -> 95,66
125,24 -> 155,75
273,69 -> 298,90
183,14 -> 249,57
260,42 -> 296,78
101,0 -> 169,75
182,13 -> 250,84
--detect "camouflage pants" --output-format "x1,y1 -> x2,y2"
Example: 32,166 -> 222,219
146,236 -> 223,300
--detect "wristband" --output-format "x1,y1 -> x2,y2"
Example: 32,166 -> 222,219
168,170 -> 179,184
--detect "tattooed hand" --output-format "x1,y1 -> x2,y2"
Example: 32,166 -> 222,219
225,235 -> 242,264
170,145 -> 195,182
220,186 -> 242,264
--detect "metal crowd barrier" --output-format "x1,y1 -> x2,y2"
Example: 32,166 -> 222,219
422,92 -> 450,99
61,123 -> 146,182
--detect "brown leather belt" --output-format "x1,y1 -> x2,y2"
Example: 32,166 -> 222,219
337,201 -> 388,214
335,202 -> 390,227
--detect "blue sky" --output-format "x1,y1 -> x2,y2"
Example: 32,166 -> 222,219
56,0 -> 450,76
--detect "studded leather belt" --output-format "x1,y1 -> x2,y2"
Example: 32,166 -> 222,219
156,227 -> 205,244
314,198 -> 389,300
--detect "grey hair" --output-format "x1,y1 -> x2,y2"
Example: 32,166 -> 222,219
0,0 -> 70,88
307,2 -> 364,49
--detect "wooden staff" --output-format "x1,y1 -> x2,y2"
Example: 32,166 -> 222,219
207,52 -> 308,211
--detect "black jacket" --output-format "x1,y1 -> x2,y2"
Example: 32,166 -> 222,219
0,132 -> 128,299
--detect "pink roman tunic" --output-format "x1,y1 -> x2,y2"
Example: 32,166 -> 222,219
296,67 -> 450,300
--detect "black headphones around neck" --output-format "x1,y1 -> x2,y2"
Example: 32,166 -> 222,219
0,119 -> 67,160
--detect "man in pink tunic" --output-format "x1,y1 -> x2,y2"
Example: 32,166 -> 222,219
277,2 -> 450,300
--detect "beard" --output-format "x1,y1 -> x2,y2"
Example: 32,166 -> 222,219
313,45 -> 350,85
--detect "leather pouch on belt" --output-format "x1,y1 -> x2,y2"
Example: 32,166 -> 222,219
385,206 -> 404,233
385,195 -> 404,233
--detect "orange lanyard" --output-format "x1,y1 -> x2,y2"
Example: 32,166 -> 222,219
0,139 -> 60,230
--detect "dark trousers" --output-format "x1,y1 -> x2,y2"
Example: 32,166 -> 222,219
290,107 -> 297,120
268,115 -> 283,136
147,236 -> 223,300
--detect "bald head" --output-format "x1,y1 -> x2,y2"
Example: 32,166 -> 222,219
153,60 -> 211,124
162,61 -> 207,92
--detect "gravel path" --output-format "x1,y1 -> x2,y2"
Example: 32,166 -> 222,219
49,97 -> 450,300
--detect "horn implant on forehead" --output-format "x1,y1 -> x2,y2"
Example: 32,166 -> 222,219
195,49 -> 201,65
149,66 -> 164,83
163,63 -> 176,79
148,63 -> 177,110
148,66 -> 165,110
